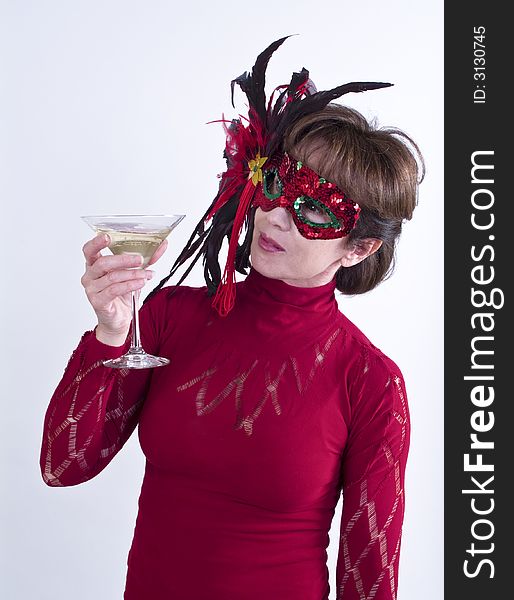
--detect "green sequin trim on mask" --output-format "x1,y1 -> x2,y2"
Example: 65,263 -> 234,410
262,168 -> 283,200
293,196 -> 341,229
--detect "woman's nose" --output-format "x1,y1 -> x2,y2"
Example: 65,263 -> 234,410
265,206 -> 292,231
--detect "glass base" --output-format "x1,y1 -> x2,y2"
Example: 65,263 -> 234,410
103,348 -> 170,369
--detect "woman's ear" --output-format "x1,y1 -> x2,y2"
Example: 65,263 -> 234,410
339,238 -> 382,267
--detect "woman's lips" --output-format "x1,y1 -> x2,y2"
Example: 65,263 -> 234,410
258,233 -> 285,253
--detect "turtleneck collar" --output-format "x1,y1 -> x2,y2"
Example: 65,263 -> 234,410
239,267 -> 338,314
206,267 -> 342,356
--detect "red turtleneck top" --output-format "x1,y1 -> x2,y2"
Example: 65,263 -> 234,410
40,268 -> 410,600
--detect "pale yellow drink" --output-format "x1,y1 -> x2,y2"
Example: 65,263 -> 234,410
96,227 -> 172,267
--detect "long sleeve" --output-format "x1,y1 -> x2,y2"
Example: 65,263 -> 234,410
39,288 -> 172,487
335,350 -> 411,600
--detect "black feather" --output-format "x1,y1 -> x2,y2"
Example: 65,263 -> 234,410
231,36 -> 291,121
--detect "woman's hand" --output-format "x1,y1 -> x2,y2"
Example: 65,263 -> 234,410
81,234 -> 168,346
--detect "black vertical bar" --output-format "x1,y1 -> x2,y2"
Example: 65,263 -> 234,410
445,4 -> 510,598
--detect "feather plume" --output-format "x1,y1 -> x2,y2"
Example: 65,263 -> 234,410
144,37 -> 392,313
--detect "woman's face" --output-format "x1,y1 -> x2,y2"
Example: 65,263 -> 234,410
250,147 -> 381,288
250,206 -> 352,288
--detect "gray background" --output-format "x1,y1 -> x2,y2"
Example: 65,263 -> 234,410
0,1 -> 443,598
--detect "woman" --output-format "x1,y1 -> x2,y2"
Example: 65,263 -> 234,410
40,37 -> 424,599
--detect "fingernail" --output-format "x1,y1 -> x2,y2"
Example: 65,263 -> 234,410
146,270 -> 154,279
104,234 -> 110,244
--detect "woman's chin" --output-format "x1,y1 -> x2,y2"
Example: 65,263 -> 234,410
250,253 -> 285,281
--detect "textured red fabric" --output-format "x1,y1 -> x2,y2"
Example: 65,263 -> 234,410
40,268 -> 410,600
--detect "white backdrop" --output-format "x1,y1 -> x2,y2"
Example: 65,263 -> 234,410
0,1 -> 443,598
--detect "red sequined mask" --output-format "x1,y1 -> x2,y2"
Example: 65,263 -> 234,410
252,152 -> 360,240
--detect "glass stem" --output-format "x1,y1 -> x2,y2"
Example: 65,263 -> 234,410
130,288 -> 142,351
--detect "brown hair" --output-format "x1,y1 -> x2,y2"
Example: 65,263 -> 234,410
283,104 -> 425,294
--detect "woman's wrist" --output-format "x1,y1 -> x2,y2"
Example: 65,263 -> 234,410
95,324 -> 130,347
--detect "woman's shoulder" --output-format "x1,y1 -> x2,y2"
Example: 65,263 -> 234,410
335,313 -> 408,424
336,310 -> 404,381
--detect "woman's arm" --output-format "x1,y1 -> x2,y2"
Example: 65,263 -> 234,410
335,352 -> 411,600
39,288 -> 170,487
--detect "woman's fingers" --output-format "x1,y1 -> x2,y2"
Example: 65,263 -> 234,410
83,234 -> 144,278
89,277 -> 150,309
147,239 -> 168,266
81,233 -> 163,310
80,233 -> 157,333
83,233 -> 110,267
87,267 -> 153,296
85,253 -> 144,281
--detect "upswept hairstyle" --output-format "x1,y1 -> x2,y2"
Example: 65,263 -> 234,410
283,103 -> 425,294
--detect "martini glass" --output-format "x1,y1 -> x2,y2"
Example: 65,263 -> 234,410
81,214 -> 185,369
